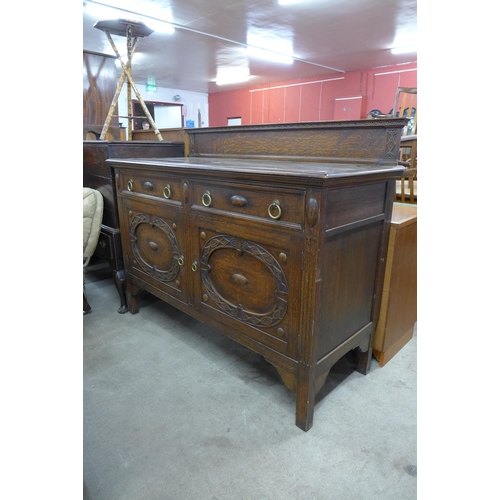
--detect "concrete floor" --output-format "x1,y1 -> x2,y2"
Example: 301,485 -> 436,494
83,258 -> 417,500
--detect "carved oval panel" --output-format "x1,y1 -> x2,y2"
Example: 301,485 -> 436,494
199,235 -> 288,327
129,213 -> 181,283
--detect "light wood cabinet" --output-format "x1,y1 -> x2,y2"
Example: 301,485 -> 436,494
373,203 -> 417,366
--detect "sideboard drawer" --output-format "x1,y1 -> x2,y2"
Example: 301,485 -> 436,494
119,170 -> 182,203
191,181 -> 305,226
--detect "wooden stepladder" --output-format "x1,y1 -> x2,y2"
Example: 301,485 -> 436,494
94,18 -> 163,141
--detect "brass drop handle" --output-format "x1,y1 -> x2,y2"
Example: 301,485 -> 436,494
163,184 -> 172,199
191,261 -> 198,272
127,179 -> 134,191
268,199 -> 282,220
202,190 -> 212,207
177,256 -> 185,266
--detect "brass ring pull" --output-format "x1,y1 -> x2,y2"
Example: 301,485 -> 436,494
202,190 -> 212,207
191,261 -> 198,272
163,184 -> 172,199
268,199 -> 282,220
127,179 -> 134,191
177,256 -> 185,266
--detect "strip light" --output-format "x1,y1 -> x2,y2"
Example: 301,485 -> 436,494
216,68 -> 251,86
390,45 -> 417,54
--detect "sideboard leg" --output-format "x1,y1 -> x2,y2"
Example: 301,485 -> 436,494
355,346 -> 372,375
355,335 -> 372,375
113,270 -> 128,314
125,283 -> 140,314
295,366 -> 315,432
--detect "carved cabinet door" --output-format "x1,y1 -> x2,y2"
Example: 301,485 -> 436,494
120,197 -> 189,305
189,216 -> 302,357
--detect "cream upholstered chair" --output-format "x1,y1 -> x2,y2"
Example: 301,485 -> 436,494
83,188 -> 104,314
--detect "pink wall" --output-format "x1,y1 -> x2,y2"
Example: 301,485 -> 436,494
208,62 -> 416,127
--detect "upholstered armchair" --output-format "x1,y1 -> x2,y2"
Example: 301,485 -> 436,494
83,188 -> 104,314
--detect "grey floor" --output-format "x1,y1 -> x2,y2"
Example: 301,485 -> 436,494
83,258 -> 417,500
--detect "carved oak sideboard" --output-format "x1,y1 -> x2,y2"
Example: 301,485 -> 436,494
108,119 -> 406,431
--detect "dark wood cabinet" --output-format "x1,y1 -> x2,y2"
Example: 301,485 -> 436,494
83,140 -> 185,311
109,119 -> 407,431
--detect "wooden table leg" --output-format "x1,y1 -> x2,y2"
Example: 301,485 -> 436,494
113,269 -> 128,314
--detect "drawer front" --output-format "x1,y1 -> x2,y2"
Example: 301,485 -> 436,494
95,227 -> 114,261
191,181 -> 305,226
118,169 -> 182,203
120,197 -> 189,303
325,182 -> 388,230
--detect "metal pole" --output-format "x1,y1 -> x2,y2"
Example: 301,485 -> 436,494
100,34 -> 139,140
126,25 -> 133,141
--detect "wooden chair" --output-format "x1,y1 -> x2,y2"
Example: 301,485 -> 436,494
392,87 -> 417,135
395,167 -> 417,204
395,89 -> 417,204
370,87 -> 417,204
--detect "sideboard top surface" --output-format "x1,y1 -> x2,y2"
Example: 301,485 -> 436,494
107,157 -> 405,186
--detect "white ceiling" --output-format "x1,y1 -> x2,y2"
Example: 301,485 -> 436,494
83,0 -> 417,94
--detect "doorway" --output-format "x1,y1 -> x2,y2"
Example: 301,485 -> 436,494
132,101 -> 183,130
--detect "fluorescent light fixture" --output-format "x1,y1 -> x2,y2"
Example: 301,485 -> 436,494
143,18 -> 175,35
136,3 -> 175,34
216,67 -> 250,85
390,32 -> 417,54
246,32 -> 294,64
391,45 -> 417,54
